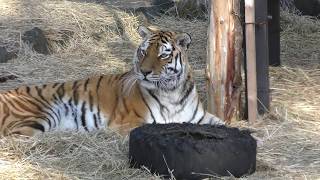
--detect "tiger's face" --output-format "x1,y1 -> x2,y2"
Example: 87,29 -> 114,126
134,26 -> 192,91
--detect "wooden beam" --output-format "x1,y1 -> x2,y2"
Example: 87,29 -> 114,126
256,0 -> 270,114
206,0 -> 242,123
268,0 -> 281,66
245,0 -> 257,123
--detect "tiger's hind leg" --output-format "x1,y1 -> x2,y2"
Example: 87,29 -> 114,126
5,118 -> 47,137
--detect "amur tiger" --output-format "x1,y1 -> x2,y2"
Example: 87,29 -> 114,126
0,26 -> 224,136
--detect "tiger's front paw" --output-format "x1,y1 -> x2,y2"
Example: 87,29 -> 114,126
209,116 -> 225,126
200,112 -> 226,126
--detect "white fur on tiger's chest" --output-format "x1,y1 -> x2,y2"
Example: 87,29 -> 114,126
142,87 -> 204,124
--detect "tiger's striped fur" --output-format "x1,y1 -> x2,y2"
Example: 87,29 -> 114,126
0,26 -> 224,136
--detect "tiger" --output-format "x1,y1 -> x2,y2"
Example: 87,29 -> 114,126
0,26 -> 224,136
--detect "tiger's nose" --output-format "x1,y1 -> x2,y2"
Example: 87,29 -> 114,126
141,70 -> 152,77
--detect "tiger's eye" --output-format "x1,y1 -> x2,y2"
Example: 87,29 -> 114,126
141,49 -> 146,56
160,54 -> 170,59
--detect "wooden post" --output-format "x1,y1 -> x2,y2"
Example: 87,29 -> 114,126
245,0 -> 257,123
256,0 -> 270,114
206,0 -> 242,123
268,0 -> 281,66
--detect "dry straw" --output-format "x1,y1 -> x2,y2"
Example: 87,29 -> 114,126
0,0 -> 319,179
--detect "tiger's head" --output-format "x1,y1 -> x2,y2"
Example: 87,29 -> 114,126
133,26 -> 192,91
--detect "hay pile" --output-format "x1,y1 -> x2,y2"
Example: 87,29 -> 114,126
0,0 -> 141,90
0,0 -> 319,179
0,131 -> 158,179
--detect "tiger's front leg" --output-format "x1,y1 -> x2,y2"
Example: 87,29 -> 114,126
199,112 -> 225,126
108,110 -> 146,136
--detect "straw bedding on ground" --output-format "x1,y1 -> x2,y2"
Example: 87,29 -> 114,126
0,0 -> 319,179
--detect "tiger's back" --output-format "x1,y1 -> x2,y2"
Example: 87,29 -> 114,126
0,74 -> 148,136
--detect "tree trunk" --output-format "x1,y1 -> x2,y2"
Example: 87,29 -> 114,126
206,0 -> 243,123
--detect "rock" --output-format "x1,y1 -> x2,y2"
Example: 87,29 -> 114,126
0,74 -> 18,83
294,0 -> 320,16
0,47 -> 17,63
22,27 -> 50,54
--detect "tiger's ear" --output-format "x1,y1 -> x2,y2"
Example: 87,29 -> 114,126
176,33 -> 192,49
138,26 -> 152,38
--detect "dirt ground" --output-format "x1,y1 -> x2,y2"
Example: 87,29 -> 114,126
0,0 -> 319,179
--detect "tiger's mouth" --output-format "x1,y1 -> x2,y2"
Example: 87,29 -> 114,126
137,71 -> 183,91
143,75 -> 160,82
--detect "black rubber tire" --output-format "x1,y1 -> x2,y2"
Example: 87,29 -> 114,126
129,123 -> 256,179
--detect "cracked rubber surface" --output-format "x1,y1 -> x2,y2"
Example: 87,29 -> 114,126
129,123 -> 256,179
